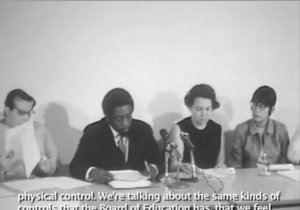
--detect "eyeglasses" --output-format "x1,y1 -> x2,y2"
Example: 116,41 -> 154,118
13,107 -> 35,116
250,102 -> 267,111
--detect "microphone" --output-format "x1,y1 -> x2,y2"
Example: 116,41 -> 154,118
159,129 -> 188,188
180,132 -> 198,182
168,143 -> 182,160
160,129 -> 181,159
180,132 -> 194,150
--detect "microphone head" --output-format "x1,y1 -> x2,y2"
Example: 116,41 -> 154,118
165,142 -> 182,160
180,132 -> 194,150
160,129 -> 169,141
165,142 -> 177,152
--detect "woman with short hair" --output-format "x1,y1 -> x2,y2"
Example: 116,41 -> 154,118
229,86 -> 290,168
169,84 -> 225,172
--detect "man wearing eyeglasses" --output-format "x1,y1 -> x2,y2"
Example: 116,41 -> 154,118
229,86 -> 290,168
0,89 -> 59,181
70,88 -> 161,184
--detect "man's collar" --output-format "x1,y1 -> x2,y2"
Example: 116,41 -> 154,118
109,125 -> 119,138
249,119 -> 274,135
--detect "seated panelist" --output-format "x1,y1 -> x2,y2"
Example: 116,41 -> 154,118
0,89 -> 59,182
70,88 -> 162,184
287,127 -> 300,164
169,84 -> 225,173
229,86 -> 290,168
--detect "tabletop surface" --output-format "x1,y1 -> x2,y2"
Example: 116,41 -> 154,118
0,166 -> 299,210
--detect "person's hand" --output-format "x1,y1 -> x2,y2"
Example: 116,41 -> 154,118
0,158 -> 9,182
0,150 -> 16,182
90,168 -> 113,184
215,163 -> 227,169
143,162 -> 159,182
38,156 -> 55,175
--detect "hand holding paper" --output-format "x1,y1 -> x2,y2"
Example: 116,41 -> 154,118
5,121 -> 41,178
33,156 -> 56,177
90,168 -> 113,184
0,158 -> 8,182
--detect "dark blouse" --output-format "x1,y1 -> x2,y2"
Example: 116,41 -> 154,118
177,117 -> 221,169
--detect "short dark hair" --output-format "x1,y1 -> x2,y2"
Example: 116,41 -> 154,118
251,86 -> 277,108
184,84 -> 220,109
5,89 -> 36,110
102,88 -> 134,118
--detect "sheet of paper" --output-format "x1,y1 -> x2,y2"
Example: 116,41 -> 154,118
3,178 -> 54,191
109,170 -> 148,181
3,176 -> 92,191
5,121 -> 41,177
203,168 -> 236,178
5,122 -> 26,160
109,180 -> 152,189
277,170 -> 300,182
21,121 -> 41,177
269,164 -> 295,171
45,177 -> 92,190
0,187 -> 14,197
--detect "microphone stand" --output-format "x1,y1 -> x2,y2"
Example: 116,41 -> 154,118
160,145 -> 176,185
189,149 -> 198,182
180,132 -> 198,182
165,143 -> 189,189
167,158 -> 189,189
158,129 -> 189,188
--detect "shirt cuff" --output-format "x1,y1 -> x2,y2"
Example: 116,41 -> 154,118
85,167 -> 96,182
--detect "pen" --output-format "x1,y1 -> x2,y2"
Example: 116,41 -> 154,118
144,161 -> 150,174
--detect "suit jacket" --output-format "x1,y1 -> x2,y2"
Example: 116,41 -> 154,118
229,119 -> 289,168
69,118 -> 161,180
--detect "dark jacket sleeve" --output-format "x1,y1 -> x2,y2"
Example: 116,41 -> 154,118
143,124 -> 163,174
69,129 -> 99,180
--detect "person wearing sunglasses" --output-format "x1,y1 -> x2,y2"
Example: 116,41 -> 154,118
0,89 -> 59,181
229,86 -> 290,168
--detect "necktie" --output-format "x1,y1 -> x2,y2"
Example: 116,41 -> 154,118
118,136 -> 127,159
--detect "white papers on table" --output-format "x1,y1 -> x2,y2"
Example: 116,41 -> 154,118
5,121 -> 41,177
109,170 -> 148,181
268,164 -> 295,171
0,187 -> 14,197
47,177 -> 92,190
108,170 -> 151,189
170,168 -> 236,179
109,180 -> 152,189
3,176 -> 92,191
277,170 -> 300,182
203,168 -> 236,178
3,178 -> 51,192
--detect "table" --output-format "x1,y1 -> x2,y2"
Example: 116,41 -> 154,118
0,167 -> 299,210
